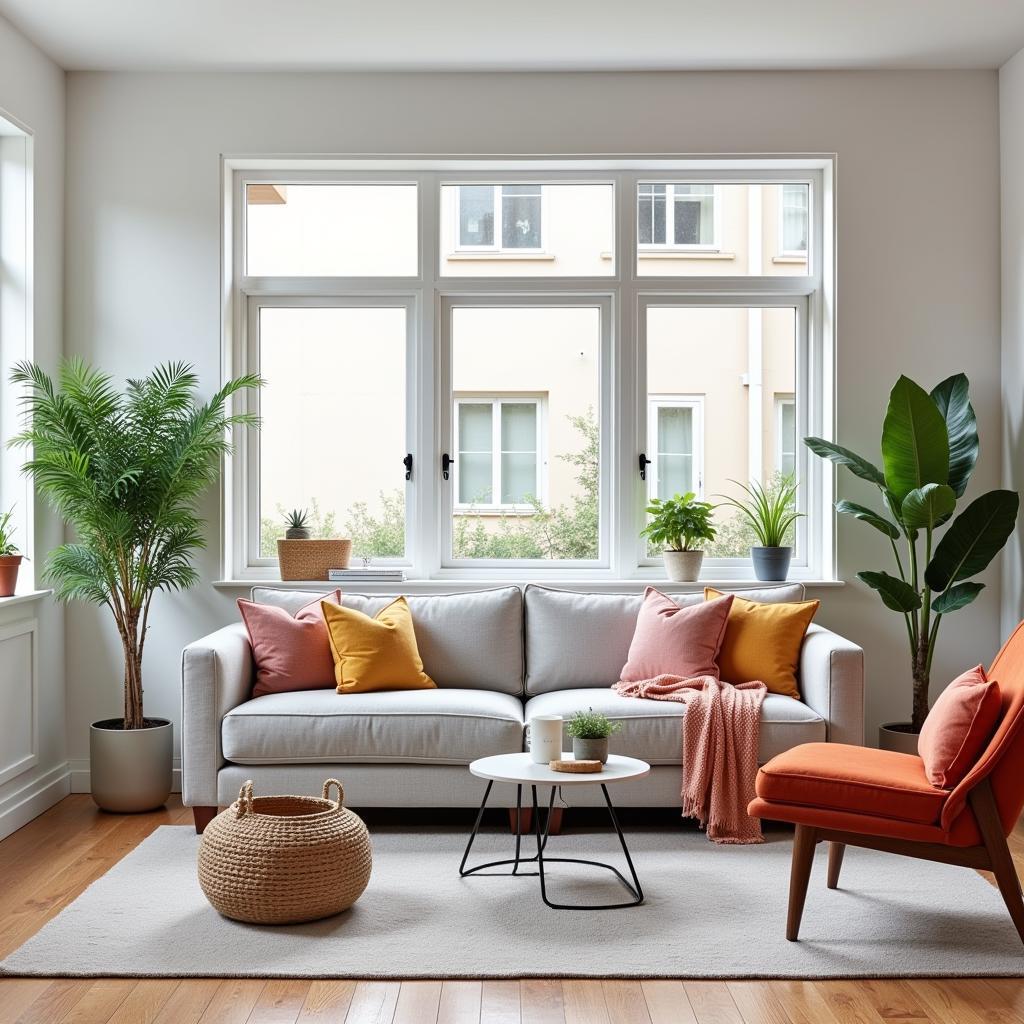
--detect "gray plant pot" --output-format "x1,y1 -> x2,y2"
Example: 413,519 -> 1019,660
662,549 -> 704,582
751,546 -> 793,582
878,722 -> 920,756
573,736 -> 609,764
285,527 -> 311,540
90,718 -> 173,813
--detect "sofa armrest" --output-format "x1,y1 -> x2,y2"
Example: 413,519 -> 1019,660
181,622 -> 253,807
799,623 -> 865,746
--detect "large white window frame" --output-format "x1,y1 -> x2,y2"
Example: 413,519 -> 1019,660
222,159 -> 834,584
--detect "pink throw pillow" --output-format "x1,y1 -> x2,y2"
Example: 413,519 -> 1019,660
238,591 -> 342,698
620,588 -> 734,682
918,665 -> 1001,788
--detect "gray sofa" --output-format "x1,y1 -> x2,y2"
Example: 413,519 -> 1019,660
181,583 -> 864,831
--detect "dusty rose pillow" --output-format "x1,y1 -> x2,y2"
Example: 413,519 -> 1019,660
918,665 -> 1001,788
620,588 -> 734,682
238,591 -> 342,698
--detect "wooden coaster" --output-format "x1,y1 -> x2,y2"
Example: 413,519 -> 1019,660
549,759 -> 603,774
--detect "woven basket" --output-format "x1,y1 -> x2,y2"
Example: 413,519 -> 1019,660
276,538 -> 352,581
198,779 -> 372,925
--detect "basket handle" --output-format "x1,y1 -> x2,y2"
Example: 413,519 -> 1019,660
236,780 -> 255,818
322,778 -> 344,808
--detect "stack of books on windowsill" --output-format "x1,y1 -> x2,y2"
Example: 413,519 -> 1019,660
328,566 -> 406,583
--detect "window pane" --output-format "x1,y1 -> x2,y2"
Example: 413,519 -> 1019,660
451,306 -> 601,560
246,184 -> 417,276
459,402 -> 493,450
440,183 -> 614,276
778,398 -> 797,477
458,403 -> 494,504
458,185 -> 494,246
501,185 -> 542,249
459,453 -> 493,504
637,182 -> 810,277
646,306 -> 798,558
259,306 -> 407,560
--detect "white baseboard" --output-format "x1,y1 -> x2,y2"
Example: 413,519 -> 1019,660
69,759 -> 182,795
0,763 -> 71,841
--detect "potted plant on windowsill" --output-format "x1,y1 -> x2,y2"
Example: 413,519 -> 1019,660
720,475 -> 803,582
641,491 -> 717,582
0,508 -> 23,597
566,708 -> 622,764
10,359 -> 262,811
805,373 -> 1018,753
284,508 -> 311,540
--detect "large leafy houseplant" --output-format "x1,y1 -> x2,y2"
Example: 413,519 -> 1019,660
9,360 -> 261,730
806,373 -> 1018,733
641,492 -> 717,552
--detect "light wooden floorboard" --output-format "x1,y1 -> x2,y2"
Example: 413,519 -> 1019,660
0,796 -> 1022,1024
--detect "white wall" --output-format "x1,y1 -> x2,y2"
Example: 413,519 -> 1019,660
1001,50 -> 1024,641
0,14 -> 66,831
63,70 -> 1001,781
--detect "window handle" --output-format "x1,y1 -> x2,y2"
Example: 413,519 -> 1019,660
403,453 -> 413,481
442,453 -> 455,481
638,453 -> 651,480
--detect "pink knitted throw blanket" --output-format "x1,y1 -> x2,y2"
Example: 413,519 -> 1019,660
613,674 -> 767,844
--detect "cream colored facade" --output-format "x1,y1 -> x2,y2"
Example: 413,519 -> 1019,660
248,182 -> 802,555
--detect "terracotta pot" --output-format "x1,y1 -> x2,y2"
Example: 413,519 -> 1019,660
0,555 -> 23,597
878,722 -> 920,755
662,549 -> 704,582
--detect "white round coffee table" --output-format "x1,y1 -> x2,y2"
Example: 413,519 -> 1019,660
460,752 -> 651,910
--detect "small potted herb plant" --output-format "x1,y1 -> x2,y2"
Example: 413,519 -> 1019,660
0,508 -> 23,598
566,708 -> 622,764
720,475 -> 803,581
641,492 -> 716,582
284,508 -> 311,540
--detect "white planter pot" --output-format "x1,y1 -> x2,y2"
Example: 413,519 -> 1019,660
90,718 -> 173,812
662,549 -> 704,582
878,722 -> 920,756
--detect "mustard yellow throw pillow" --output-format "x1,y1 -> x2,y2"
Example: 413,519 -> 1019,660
321,597 -> 436,694
704,588 -> 819,699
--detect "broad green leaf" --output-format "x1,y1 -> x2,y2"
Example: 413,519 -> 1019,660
858,570 -> 922,613
924,489 -> 1020,591
804,437 -> 886,487
931,374 -> 979,498
881,375 -> 949,502
931,581 -> 985,614
900,483 -> 956,531
834,500 -> 900,539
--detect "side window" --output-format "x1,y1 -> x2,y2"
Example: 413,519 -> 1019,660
455,397 -> 541,508
457,185 -> 543,251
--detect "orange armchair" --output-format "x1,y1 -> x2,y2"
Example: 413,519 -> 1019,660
749,621 -> 1024,944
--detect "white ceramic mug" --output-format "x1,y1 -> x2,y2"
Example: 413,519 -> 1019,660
527,715 -> 563,764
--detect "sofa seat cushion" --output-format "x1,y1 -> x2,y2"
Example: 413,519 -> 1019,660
223,689 -> 525,766
755,743 -> 948,825
524,687 -> 824,765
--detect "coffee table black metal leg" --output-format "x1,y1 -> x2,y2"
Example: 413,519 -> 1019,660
602,783 -> 644,904
459,779 -> 493,875
461,781 -> 550,878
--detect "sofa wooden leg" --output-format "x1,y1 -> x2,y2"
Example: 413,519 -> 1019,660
827,841 -> 845,890
970,779 -> 1024,944
193,806 -> 217,834
787,824 -> 817,941
546,806 -> 564,836
509,806 -> 533,835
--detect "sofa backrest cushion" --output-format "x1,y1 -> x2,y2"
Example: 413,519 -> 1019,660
524,583 -> 806,695
250,587 -> 524,695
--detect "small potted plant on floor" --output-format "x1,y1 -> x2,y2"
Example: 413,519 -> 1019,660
9,359 -> 262,811
284,508 -> 311,540
720,475 -> 803,582
566,708 -> 622,764
0,508 -> 23,597
641,491 -> 716,582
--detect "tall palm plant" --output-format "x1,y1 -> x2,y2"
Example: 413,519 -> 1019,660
9,359 -> 261,729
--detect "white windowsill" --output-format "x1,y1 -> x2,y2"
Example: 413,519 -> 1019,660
0,589 -> 52,609
447,252 -> 556,261
214,578 -> 844,592
772,255 -> 808,264
637,250 -> 736,261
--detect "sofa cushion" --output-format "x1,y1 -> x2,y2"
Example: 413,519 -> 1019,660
222,688 -> 525,766
251,587 -> 523,695
524,584 -> 805,695
524,686 -> 823,765
756,742 -> 948,825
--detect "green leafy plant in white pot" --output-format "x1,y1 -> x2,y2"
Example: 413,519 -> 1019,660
805,373 -> 1018,752
720,475 -> 803,581
641,492 -> 717,582
9,359 -> 262,811
566,708 -> 622,764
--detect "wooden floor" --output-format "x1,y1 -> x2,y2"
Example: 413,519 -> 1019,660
1,798 -> 1023,1024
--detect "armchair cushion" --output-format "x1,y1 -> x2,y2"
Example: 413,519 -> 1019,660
756,742 -> 948,825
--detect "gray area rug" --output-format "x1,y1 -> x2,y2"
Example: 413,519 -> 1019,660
3,825 -> 1022,978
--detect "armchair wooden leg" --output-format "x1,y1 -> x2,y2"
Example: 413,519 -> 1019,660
827,842 -> 845,890
193,806 -> 217,834
787,824 -> 817,941
969,779 -> 1024,945
508,806 -> 533,835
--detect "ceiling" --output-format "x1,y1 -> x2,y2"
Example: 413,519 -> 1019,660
3,0 -> 1024,73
